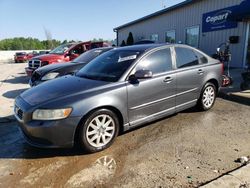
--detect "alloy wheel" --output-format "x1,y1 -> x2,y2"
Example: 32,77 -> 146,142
86,114 -> 115,148
202,86 -> 215,109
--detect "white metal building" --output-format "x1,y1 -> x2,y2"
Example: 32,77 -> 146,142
114,0 -> 250,68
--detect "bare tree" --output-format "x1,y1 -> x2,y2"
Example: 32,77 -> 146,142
43,27 -> 54,49
162,0 -> 166,8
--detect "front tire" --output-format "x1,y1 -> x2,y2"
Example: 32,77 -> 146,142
198,83 -> 216,111
78,109 -> 119,153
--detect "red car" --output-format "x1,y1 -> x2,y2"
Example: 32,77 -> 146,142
14,52 -> 28,63
25,41 -> 110,76
14,51 -> 40,63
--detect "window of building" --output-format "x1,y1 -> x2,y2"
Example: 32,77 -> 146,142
135,48 -> 172,74
185,26 -> 199,48
175,47 -> 199,68
165,30 -> 176,43
150,34 -> 159,42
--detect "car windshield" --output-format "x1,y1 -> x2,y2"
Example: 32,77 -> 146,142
73,48 -> 111,64
49,43 -> 73,55
16,52 -> 26,55
76,49 -> 142,82
39,51 -> 49,55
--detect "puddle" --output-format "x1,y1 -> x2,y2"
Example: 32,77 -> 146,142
65,155 -> 116,187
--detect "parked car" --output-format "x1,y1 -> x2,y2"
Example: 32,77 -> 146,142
14,44 -> 222,153
134,39 -> 155,45
14,51 -> 42,63
26,51 -> 40,60
38,50 -> 50,55
29,47 -> 113,87
25,41 -> 110,76
14,52 -> 28,63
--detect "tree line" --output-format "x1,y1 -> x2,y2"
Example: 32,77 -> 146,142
0,37 -> 115,50
0,37 -> 61,50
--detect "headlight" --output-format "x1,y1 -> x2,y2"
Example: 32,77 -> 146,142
32,108 -> 72,120
41,72 -> 59,81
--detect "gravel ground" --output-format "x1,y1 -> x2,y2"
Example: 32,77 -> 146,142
0,61 -> 250,188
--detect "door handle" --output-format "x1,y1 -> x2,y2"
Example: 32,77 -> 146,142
197,69 -> 204,75
163,77 -> 173,83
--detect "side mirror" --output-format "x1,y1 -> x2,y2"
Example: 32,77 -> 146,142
129,69 -> 153,83
65,52 -> 71,57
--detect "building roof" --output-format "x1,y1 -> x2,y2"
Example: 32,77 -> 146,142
114,0 -> 197,31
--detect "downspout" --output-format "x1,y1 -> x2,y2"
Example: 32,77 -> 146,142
113,29 -> 118,46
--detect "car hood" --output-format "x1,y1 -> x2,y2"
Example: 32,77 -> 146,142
36,62 -> 76,75
21,75 -> 110,106
33,54 -> 64,61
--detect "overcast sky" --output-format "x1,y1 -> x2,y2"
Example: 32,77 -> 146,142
0,0 -> 184,41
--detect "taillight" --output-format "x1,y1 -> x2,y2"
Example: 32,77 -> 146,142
221,62 -> 224,74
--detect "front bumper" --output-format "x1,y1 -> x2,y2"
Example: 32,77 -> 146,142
25,67 -> 36,77
14,97 -> 82,148
15,57 -> 27,62
16,117 -> 81,148
15,59 -> 26,63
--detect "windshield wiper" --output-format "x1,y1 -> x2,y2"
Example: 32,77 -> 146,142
78,74 -> 96,80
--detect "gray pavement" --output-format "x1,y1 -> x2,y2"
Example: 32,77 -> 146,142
202,68 -> 250,188
0,61 -> 29,119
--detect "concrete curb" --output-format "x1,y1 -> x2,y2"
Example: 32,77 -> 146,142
219,90 -> 250,106
200,164 -> 250,188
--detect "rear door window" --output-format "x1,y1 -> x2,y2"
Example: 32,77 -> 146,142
196,51 -> 208,64
135,48 -> 172,74
175,47 -> 199,68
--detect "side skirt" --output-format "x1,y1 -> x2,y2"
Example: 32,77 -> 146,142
123,99 -> 197,132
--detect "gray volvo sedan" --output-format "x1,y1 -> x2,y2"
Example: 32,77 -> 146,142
14,44 -> 222,153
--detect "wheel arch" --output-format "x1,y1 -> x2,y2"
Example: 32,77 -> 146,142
73,105 -> 124,146
206,78 -> 219,93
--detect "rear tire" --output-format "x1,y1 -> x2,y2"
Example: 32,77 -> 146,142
78,109 -> 119,153
197,82 -> 216,111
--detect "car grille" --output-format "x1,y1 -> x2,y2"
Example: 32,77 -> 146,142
14,105 -> 23,120
29,60 -> 41,68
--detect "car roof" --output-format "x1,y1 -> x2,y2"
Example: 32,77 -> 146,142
114,44 -> 165,52
113,43 -> 197,53
115,43 -> 206,52
90,47 -> 114,51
